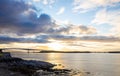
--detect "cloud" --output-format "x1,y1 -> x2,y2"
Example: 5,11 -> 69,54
1,0 -> 118,46
56,7 -> 65,15
33,0 -> 40,2
0,35 -> 49,44
0,0 -> 98,36
55,24 -> 97,35
92,9 -> 120,36
0,36 -> 22,44
80,35 -> 120,42
0,0 -> 55,36
0,34 -> 76,44
1,0 -> 97,38
1,33 -> 120,51
73,0 -> 120,13
50,34 -> 120,42
33,0 -> 56,5
91,9 -> 108,25
43,0 -> 48,5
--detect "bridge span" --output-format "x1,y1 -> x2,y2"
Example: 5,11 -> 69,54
0,48 -> 40,53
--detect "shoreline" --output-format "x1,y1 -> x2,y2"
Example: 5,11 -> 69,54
0,52 -> 73,76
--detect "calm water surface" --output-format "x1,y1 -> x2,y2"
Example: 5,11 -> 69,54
11,53 -> 120,76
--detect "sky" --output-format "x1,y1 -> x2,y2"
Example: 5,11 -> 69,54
0,0 -> 120,52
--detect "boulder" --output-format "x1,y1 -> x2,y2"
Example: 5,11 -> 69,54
0,52 -> 11,58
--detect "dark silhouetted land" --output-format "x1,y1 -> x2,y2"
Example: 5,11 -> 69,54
39,50 -> 91,53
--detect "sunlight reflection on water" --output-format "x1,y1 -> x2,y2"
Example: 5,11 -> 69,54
46,53 -> 65,69
11,52 -> 120,76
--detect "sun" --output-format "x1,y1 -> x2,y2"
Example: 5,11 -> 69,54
47,42 -> 63,51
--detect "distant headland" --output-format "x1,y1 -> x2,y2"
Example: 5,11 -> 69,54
39,50 -> 120,53
39,50 -> 91,53
0,48 -> 120,53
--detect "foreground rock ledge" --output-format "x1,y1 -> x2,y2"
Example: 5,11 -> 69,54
0,57 -> 55,76
0,57 -> 72,76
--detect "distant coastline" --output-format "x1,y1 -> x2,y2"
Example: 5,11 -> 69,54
1,48 -> 120,53
39,50 -> 91,53
39,50 -> 120,53
108,51 -> 120,53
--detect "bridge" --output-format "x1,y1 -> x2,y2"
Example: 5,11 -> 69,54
0,48 -> 40,53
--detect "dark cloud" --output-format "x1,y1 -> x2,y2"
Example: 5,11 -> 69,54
41,34 -> 120,42
0,33 -> 120,44
1,0 -> 117,44
50,35 -> 76,40
50,35 -> 120,42
0,36 -> 22,44
0,35 -> 49,44
0,0 -> 54,35
0,34 -> 76,44
0,0 -> 35,24
0,0 -> 97,37
51,35 -> 120,42
54,24 -> 97,35
80,36 -> 120,42
36,34 -> 76,40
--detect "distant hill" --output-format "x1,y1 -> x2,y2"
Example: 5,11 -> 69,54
108,51 -> 120,53
39,50 -> 120,53
39,50 -> 91,53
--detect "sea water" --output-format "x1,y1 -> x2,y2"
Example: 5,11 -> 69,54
11,53 -> 120,76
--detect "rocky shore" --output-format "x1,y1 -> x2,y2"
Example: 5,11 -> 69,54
0,52 -> 72,76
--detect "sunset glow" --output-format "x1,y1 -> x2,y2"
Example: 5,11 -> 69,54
0,0 -> 120,52
47,42 -> 63,50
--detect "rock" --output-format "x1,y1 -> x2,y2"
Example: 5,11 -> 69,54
33,70 -> 55,76
0,52 -> 11,58
0,57 -> 22,62
0,49 -> 3,53
0,57 -> 55,76
86,72 -> 90,74
0,62 -> 26,76
21,60 -> 55,69
0,57 -> 55,69
0,54 -> 72,76
0,68 -> 26,76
